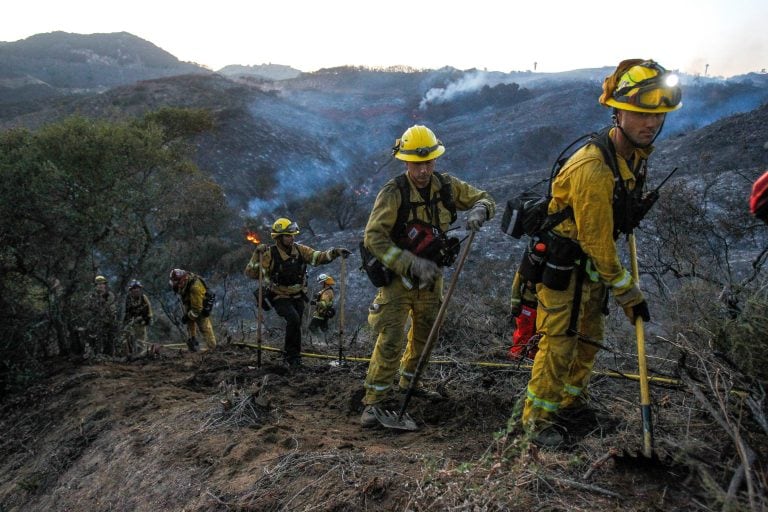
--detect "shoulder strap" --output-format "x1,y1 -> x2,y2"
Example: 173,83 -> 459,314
194,275 -> 208,291
434,171 -> 457,224
588,129 -> 639,237
269,245 -> 279,280
394,174 -> 411,235
588,130 -> 624,192
393,172 -> 457,235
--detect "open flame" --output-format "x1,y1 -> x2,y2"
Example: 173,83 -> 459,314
245,231 -> 261,245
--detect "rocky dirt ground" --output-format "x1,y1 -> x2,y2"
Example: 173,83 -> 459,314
0,333 -> 720,512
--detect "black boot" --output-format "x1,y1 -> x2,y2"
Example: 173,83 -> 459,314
186,336 -> 199,352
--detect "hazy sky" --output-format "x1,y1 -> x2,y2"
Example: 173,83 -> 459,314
3,0 -> 766,77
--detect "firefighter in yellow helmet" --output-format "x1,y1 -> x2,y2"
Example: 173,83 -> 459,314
520,59 -> 682,447
169,269 -> 216,352
360,124 -> 496,427
309,273 -> 336,334
244,218 -> 350,367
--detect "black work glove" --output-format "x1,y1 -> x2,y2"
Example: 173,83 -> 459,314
632,301 -> 651,323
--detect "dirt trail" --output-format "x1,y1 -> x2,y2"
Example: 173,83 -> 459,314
0,345 -> 697,511
0,346 -> 519,510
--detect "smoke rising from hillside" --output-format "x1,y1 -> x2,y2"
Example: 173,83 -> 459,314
420,71 -> 511,109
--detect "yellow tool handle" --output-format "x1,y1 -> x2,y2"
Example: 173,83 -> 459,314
629,232 -> 653,458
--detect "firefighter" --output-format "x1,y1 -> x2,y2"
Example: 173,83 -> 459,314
168,269 -> 216,352
360,124 -> 496,427
520,59 -> 682,447
123,279 -> 153,356
508,271 -> 539,360
750,170 -> 768,224
309,273 -> 335,334
244,218 -> 350,367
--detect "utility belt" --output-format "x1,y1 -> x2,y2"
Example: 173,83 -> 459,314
517,231 -> 584,291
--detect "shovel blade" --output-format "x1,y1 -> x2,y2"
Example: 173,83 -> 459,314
372,407 -> 419,431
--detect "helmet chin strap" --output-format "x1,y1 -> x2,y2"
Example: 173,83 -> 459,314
612,112 -> 666,149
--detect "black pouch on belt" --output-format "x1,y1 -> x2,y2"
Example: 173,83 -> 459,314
518,236 -> 548,284
541,235 -> 583,291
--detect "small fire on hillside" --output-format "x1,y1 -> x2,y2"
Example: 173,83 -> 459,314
245,231 -> 261,245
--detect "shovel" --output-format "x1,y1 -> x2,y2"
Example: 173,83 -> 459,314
374,230 -> 476,431
628,232 -> 654,458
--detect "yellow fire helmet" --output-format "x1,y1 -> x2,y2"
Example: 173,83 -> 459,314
271,217 -> 300,239
600,59 -> 682,114
94,275 -> 108,284
317,273 -> 335,286
393,125 -> 445,162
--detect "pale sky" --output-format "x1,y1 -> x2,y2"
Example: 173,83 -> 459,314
3,0 -> 767,77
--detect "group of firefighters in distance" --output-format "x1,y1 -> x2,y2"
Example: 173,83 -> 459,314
87,58 -> 768,446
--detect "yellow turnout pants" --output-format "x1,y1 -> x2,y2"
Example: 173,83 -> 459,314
187,315 -> 217,349
522,272 -> 606,432
363,276 -> 442,405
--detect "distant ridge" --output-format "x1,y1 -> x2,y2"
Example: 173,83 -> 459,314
217,63 -> 302,81
0,31 -> 207,103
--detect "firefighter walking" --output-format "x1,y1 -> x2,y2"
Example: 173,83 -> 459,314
244,218 -> 350,367
520,59 -> 683,447
360,124 -> 495,427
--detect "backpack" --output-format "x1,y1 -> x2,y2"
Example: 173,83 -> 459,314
500,128 -> 640,240
195,276 -> 216,318
315,289 -> 336,319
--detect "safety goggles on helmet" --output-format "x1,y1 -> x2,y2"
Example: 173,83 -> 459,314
274,221 -> 299,234
611,61 -> 681,111
398,144 -> 441,158
128,279 -> 143,289
613,76 -> 681,110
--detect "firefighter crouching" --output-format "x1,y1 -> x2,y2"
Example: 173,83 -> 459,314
360,124 -> 496,427
169,269 -> 216,352
309,273 -> 336,334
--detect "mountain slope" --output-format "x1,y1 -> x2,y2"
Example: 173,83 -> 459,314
0,31 -> 207,105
